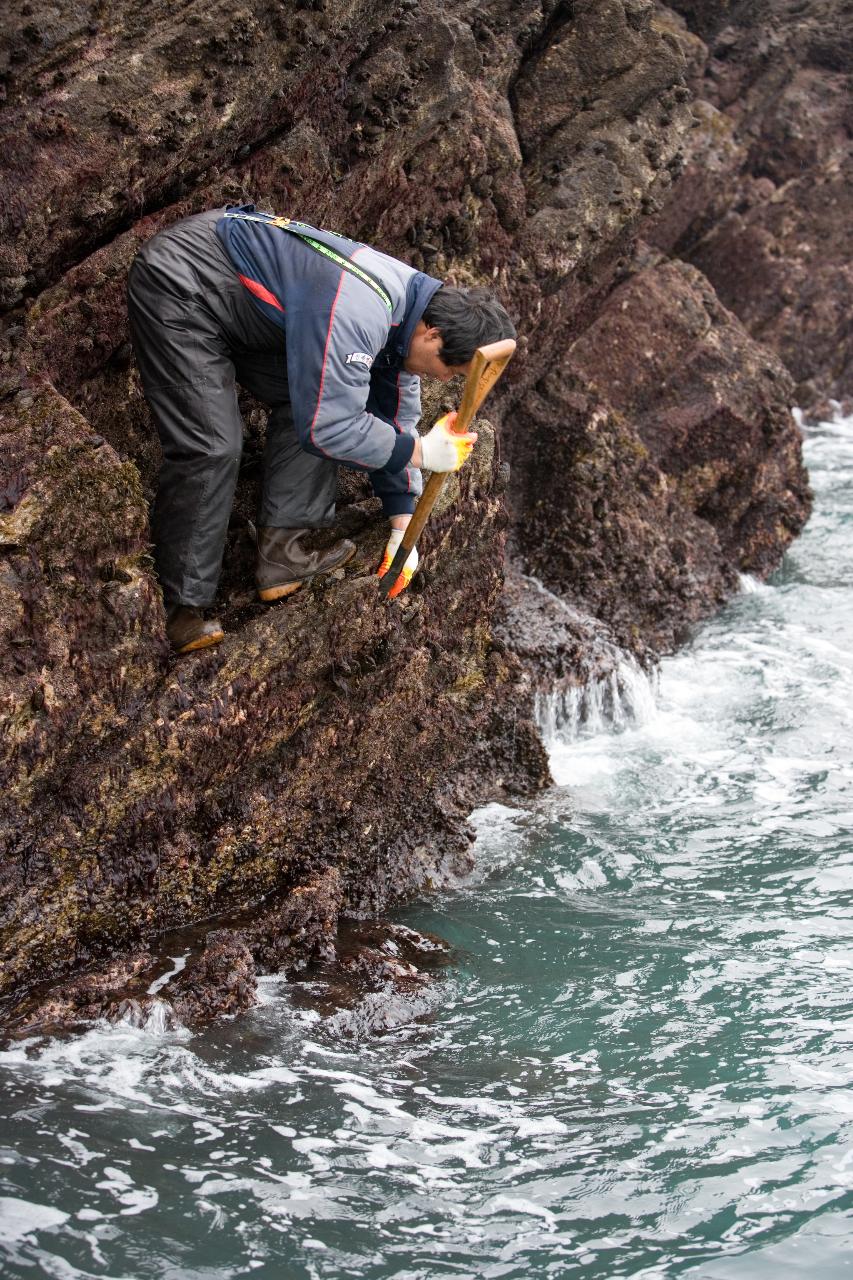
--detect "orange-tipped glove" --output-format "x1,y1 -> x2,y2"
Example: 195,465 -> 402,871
377,527 -> 419,599
419,411 -> 477,473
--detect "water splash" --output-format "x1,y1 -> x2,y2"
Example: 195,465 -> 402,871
535,658 -> 658,744
141,999 -> 178,1036
738,572 -> 766,595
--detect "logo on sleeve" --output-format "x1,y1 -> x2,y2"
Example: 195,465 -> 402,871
345,351 -> 373,369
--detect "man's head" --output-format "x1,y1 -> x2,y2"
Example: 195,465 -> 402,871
404,286 -> 516,382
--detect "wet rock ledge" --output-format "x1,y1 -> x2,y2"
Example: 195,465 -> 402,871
1,0 -> 836,1031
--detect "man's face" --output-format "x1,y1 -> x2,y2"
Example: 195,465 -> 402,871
404,321 -> 471,383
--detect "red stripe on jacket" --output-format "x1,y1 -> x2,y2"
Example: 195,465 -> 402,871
309,250 -> 394,470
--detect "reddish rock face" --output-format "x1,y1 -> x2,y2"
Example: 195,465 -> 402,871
0,1 -> 821,1028
649,0 -> 853,411
507,250 -> 810,653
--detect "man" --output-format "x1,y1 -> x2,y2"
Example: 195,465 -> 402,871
127,205 -> 516,653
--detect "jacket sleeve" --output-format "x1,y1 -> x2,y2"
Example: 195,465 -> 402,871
366,363 -> 422,436
284,271 -> 415,474
365,364 -> 423,516
388,370 -> 424,500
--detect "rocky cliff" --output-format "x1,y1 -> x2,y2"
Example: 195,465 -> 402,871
1,0 -> 831,1030
650,0 -> 852,414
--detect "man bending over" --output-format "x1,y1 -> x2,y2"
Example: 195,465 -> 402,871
127,204 -> 516,653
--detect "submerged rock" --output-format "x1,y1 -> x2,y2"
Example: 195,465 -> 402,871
0,0 -> 829,1029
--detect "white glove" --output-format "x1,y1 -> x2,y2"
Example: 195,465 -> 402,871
377,527 -> 419,598
418,411 -> 477,473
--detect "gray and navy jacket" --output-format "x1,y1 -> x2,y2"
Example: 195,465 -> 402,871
216,205 -> 443,517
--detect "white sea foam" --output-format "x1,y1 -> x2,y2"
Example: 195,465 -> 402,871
462,801 -> 533,883
0,1196 -> 69,1241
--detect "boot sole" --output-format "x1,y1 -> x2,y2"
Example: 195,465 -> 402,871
257,581 -> 303,602
174,629 -> 225,655
257,545 -> 356,602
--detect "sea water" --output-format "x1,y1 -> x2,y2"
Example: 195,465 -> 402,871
1,411 -> 852,1279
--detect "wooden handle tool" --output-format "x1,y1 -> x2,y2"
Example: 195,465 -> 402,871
378,337 -> 516,599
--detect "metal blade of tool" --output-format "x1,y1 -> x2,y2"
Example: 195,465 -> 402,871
378,337 -> 517,598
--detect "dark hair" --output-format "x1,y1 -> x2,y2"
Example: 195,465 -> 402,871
422,286 -> 516,366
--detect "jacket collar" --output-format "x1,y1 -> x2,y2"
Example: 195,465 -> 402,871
384,272 -> 443,366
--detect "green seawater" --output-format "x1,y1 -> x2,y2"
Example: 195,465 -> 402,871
1,412 -> 852,1279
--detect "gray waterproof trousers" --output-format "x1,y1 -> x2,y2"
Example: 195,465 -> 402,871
127,208 -> 336,608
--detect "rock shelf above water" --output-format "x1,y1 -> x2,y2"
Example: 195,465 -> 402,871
2,0 -> 840,1030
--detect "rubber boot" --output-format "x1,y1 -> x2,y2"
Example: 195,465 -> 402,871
166,605 -> 225,654
254,525 -> 357,601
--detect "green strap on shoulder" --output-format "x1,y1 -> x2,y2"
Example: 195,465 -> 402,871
224,212 -> 394,315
